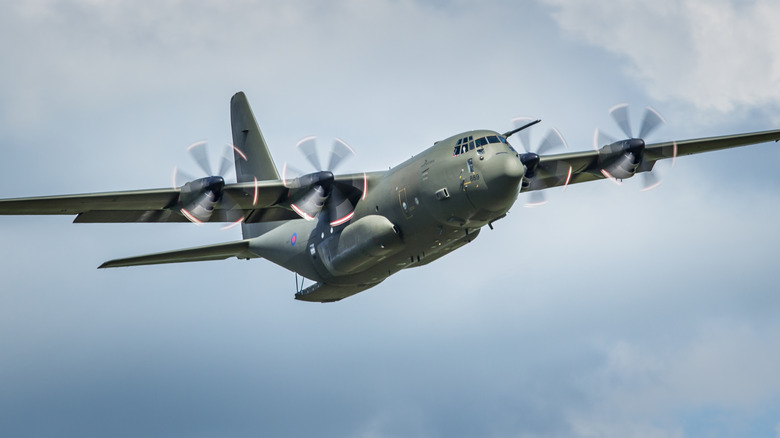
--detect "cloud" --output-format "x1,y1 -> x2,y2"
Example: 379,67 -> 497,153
567,319 -> 780,437
543,0 -> 780,112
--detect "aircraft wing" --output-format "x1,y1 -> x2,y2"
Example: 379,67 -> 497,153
0,172 -> 380,223
524,129 -> 780,192
0,182 -> 292,223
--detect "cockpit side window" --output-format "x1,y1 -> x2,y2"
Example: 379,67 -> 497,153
453,135 -> 489,157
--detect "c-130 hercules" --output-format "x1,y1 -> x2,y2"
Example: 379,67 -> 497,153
2,92 -> 779,302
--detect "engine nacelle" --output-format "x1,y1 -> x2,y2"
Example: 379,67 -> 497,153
178,176 -> 224,222
602,152 -> 640,179
317,215 -> 403,275
598,138 -> 645,180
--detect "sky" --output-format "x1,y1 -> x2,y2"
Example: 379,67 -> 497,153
1,0 -> 780,437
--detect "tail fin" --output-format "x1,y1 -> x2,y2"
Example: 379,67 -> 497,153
231,92 -> 280,181
230,92 -> 284,239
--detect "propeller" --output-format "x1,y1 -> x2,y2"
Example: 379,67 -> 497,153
511,117 -> 569,207
593,104 -> 672,190
173,141 -> 248,227
283,137 -> 365,227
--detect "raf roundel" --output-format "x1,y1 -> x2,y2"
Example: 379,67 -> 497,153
291,233 -> 297,246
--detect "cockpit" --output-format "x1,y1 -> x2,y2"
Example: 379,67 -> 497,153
452,134 -> 515,157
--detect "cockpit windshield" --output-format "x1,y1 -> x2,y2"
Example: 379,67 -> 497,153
452,134 -> 506,156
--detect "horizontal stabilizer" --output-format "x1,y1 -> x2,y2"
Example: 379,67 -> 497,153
99,239 -> 258,269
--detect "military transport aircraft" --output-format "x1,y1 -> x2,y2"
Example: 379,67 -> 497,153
1,92 -> 779,302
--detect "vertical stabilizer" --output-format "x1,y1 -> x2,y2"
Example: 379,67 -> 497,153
230,92 -> 283,239
230,92 -> 280,182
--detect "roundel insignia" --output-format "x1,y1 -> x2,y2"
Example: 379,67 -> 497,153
291,233 -> 297,246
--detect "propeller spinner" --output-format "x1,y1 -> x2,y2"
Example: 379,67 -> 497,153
173,141 -> 248,227
283,137 -> 362,227
593,104 -> 671,190
511,117 -> 569,207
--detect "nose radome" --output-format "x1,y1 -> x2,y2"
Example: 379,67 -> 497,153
504,155 -> 525,179
466,154 -> 525,213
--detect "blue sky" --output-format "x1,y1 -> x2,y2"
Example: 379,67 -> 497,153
1,1 -> 780,437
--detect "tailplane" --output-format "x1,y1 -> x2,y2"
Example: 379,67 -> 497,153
230,92 -> 284,239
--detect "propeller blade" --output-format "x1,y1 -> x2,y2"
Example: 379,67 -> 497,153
326,138 -> 355,172
218,191 -> 248,229
641,171 -> 662,192
290,185 -> 327,221
333,173 -> 368,203
182,191 -> 217,224
609,103 -> 633,138
281,162 -> 309,187
524,191 -> 547,207
593,128 -> 617,149
289,136 -> 362,223
297,136 -> 323,171
327,186 -> 355,226
638,107 -> 665,139
187,141 -> 213,176
217,144 -> 235,178
172,167 -> 199,188
536,128 -> 567,155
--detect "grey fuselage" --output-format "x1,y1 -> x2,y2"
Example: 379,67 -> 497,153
249,130 -> 526,294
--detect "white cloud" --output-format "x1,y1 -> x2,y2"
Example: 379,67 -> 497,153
543,0 -> 780,112
567,320 -> 780,436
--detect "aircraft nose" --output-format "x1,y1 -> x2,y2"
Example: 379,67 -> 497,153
466,153 -> 525,212
504,154 -> 525,179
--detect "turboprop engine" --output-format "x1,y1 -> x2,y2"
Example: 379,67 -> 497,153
598,138 -> 645,179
